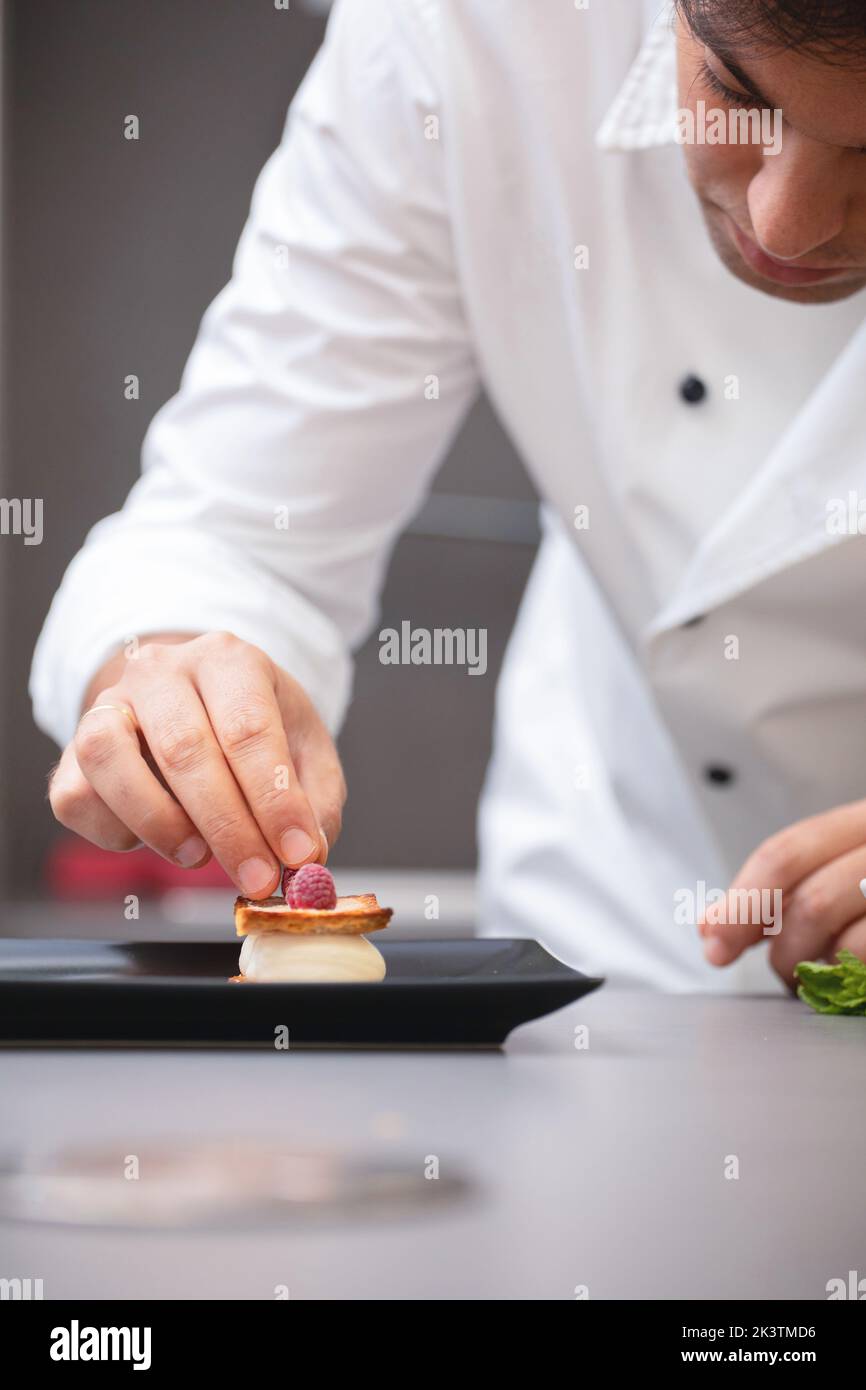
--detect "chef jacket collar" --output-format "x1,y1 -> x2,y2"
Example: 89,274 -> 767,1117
648,320 -> 866,636
595,1 -> 679,153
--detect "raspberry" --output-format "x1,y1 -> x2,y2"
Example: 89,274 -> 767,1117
280,866 -> 298,902
287,863 -> 337,911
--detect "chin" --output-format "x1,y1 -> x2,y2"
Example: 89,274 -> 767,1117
700,202 -> 866,306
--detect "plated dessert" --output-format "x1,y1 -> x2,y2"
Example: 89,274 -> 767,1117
233,864 -> 392,983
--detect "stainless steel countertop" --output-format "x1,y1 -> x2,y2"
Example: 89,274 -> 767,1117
1,988 -> 863,1299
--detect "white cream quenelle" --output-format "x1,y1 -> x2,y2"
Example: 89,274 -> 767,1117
239,930 -> 386,983
234,875 -> 392,982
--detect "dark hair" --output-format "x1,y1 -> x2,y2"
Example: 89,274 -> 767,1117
675,1 -> 866,62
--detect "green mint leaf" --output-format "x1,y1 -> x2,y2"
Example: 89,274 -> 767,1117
796,951 -> 866,1016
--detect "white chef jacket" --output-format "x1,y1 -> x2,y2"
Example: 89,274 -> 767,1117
31,0 -> 866,992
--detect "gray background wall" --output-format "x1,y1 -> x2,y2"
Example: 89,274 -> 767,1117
1,0 -> 537,895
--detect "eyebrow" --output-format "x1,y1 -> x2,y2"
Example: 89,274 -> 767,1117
710,44 -> 866,150
711,49 -> 779,109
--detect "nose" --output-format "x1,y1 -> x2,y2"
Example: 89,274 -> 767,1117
747,132 -> 848,261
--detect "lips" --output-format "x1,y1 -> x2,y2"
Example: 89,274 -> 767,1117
728,217 -> 848,286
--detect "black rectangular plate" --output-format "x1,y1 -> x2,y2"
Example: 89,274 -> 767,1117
0,937 -> 603,1047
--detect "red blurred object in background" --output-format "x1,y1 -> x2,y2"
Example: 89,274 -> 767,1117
44,835 -> 232,900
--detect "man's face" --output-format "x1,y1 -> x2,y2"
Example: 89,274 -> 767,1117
676,16 -> 866,303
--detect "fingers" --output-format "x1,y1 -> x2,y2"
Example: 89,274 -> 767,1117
747,800 -> 866,892
73,702 -> 211,868
132,674 -> 282,898
829,917 -> 866,965
767,847 -> 866,984
194,647 -> 323,870
701,800 -> 866,967
292,724 -> 346,859
48,744 -> 142,852
48,633 -> 347,897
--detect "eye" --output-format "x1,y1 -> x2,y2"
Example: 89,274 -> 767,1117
698,60 -> 761,109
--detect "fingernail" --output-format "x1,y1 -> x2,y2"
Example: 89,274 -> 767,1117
704,935 -> 731,967
239,856 -> 278,896
280,828 -> 317,867
175,835 -> 208,867
318,827 -> 329,863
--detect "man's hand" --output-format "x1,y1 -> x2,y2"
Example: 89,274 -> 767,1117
700,800 -> 866,986
48,632 -> 346,899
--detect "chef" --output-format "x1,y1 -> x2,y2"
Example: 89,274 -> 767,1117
30,0 -> 866,992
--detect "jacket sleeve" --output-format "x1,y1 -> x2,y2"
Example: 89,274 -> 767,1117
30,0 -> 478,748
